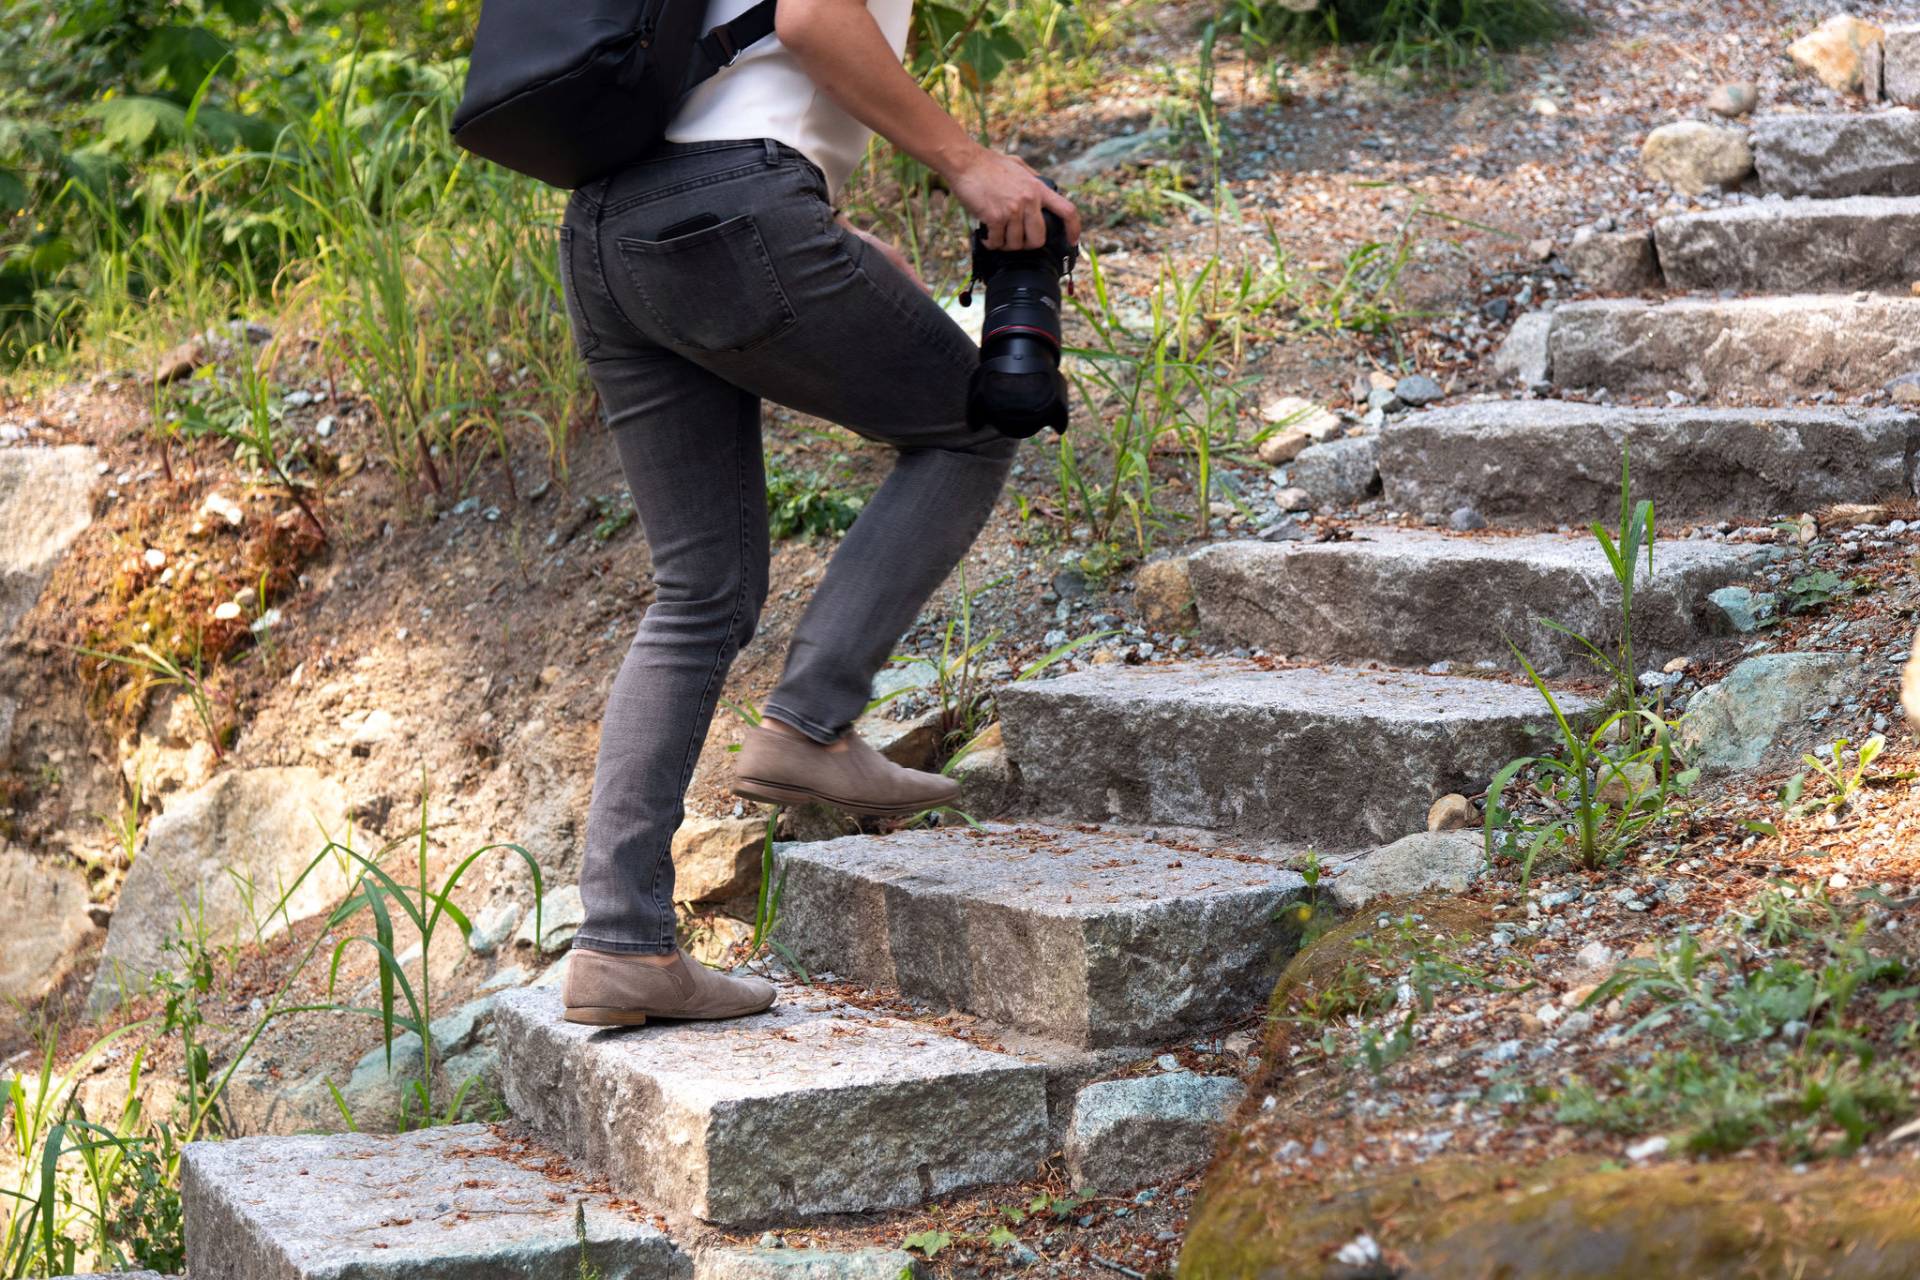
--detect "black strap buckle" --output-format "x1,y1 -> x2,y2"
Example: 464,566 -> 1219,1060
701,25 -> 740,65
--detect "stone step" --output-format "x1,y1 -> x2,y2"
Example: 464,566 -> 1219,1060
1378,401 -> 1920,525
181,1125 -> 686,1280
996,662 -> 1587,850
1545,296 -> 1920,400
1753,110 -> 1920,197
771,823 -> 1305,1048
494,987 -> 1049,1226
1187,531 -> 1761,677
1655,196 -> 1920,293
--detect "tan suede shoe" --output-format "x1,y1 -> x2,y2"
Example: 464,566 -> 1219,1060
732,723 -> 961,817
562,947 -> 777,1026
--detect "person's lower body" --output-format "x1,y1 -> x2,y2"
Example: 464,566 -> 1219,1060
555,139 -> 1015,985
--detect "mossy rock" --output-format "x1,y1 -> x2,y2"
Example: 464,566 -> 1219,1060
1182,1154 -> 1920,1279
1257,894 -> 1498,1073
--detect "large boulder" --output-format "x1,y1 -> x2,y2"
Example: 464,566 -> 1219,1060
1678,652 -> 1860,773
1640,121 -> 1754,196
672,815 -> 766,902
0,844 -> 96,1005
0,445 -> 97,641
89,766 -> 353,1013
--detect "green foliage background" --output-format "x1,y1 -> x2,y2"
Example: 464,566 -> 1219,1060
0,0 -> 489,363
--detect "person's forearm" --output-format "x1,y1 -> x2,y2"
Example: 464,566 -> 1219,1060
775,0 -> 983,182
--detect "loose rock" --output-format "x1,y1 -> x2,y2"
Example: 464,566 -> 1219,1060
1679,652 -> 1861,773
1287,436 -> 1380,508
1064,1071 -> 1244,1192
1133,556 -> 1195,632
1393,374 -> 1444,408
1788,15 -> 1886,94
1706,81 -> 1759,118
1566,228 -> 1661,293
1427,794 -> 1476,832
1640,121 -> 1754,196
1328,831 -> 1482,912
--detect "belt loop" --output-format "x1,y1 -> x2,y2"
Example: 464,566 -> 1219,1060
763,138 -> 780,166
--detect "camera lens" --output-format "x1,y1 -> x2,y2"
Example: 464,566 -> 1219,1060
970,268 -> 1069,437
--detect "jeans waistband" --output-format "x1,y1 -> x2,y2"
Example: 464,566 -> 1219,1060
572,139 -> 822,214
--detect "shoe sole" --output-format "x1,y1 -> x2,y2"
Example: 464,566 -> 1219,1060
562,1002 -> 776,1026
732,776 -> 954,819
562,1007 -> 650,1026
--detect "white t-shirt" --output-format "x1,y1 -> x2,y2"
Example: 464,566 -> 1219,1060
665,0 -> 913,199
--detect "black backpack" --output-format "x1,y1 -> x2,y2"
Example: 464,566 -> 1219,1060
451,0 -> 779,189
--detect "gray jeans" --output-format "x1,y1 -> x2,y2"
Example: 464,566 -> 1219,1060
560,139 -> 1015,954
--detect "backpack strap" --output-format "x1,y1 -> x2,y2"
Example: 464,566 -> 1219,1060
685,0 -> 780,91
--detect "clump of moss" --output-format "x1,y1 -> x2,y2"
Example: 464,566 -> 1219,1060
1183,1155 -> 1920,1280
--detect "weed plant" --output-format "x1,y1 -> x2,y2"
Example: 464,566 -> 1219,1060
1557,908 -> 1915,1158
1485,446 -> 1696,880
319,774 -> 542,1129
3,779 -> 544,1273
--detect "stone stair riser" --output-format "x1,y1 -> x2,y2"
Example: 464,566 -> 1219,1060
772,825 -> 1306,1047
998,665 -> 1588,849
181,1127 -> 688,1280
1753,112 -> 1920,198
1379,404 -> 1920,526
1188,534 -> 1758,677
1546,297 -> 1920,400
1655,197 -> 1920,293
494,990 -> 1050,1226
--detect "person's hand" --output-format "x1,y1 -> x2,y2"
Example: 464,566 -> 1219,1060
945,146 -> 1081,252
837,216 -> 930,293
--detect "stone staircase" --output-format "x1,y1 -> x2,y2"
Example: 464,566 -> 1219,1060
172,55 -> 1920,1280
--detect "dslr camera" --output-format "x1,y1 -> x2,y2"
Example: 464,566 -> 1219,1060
960,183 -> 1080,439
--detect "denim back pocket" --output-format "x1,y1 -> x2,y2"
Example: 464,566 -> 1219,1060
615,214 -> 797,355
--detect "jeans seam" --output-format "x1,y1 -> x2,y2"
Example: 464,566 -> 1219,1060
556,225 -> 602,359
839,241 -> 977,378
590,203 -> 650,340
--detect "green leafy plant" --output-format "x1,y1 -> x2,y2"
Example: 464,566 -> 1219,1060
1784,735 -> 1886,819
168,355 -> 328,543
1485,444 -> 1696,879
1783,569 -> 1865,615
766,460 -> 867,540
1485,672 -> 1694,881
1559,917 -> 1913,1158
902,1230 -> 954,1259
745,808 -> 806,976
320,772 -> 544,1129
